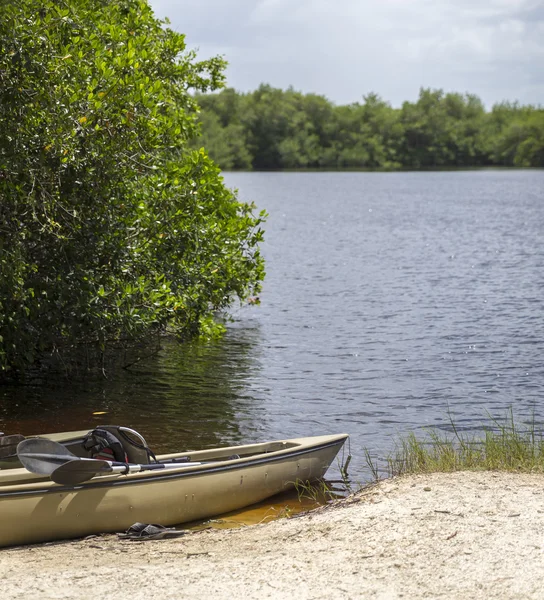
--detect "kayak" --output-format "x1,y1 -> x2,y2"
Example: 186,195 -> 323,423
0,430 -> 348,547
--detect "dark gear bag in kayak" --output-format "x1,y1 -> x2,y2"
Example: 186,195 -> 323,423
82,428 -> 128,463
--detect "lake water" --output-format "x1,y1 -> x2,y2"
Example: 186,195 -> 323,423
1,170 -> 543,482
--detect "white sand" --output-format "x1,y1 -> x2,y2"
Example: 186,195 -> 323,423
2,471 -> 543,599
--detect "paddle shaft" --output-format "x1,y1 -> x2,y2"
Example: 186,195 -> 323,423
50,457 -> 204,483
104,460 -> 203,475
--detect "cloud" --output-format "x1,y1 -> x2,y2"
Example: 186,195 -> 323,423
149,0 -> 544,107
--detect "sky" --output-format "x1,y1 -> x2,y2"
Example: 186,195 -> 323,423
149,0 -> 544,108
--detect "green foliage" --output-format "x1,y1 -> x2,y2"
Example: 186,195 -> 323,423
196,86 -> 544,170
0,0 -> 266,375
399,89 -> 488,167
490,108 -> 544,167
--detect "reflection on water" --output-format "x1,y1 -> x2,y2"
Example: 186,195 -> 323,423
0,329 -> 266,454
1,170 -> 544,487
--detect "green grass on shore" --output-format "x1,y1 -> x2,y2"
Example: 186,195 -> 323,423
295,412 -> 544,506
378,412 -> 544,478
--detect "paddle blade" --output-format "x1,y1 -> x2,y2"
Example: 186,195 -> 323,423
51,458 -> 113,484
17,438 -> 78,475
0,435 -> 25,459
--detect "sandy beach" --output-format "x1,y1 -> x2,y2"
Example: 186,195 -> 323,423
1,471 -> 543,599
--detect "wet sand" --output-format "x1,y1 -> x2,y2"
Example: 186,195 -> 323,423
2,471 -> 543,599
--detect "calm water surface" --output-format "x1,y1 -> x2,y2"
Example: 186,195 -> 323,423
1,170 -> 543,482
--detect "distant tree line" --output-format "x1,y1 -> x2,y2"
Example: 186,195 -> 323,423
194,85 -> 544,170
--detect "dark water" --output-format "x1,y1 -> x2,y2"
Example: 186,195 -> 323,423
1,170 -> 543,481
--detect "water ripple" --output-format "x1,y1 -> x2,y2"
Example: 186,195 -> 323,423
1,170 -> 543,481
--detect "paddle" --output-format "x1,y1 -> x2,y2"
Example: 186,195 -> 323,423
16,438 -> 80,474
17,438 -> 202,485
0,435 -> 26,459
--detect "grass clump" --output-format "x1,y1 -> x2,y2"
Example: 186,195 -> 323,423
383,412 -> 544,478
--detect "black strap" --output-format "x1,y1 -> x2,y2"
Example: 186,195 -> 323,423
82,429 -> 128,463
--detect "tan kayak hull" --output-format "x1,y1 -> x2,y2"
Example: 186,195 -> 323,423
0,433 -> 347,547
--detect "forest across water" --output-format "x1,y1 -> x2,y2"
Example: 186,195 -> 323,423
195,85 -> 544,170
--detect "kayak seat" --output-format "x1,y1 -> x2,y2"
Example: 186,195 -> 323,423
82,426 -> 156,464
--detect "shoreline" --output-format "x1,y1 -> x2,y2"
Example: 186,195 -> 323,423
2,471 -> 543,599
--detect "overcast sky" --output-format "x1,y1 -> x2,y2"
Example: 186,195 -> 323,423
149,0 -> 543,108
